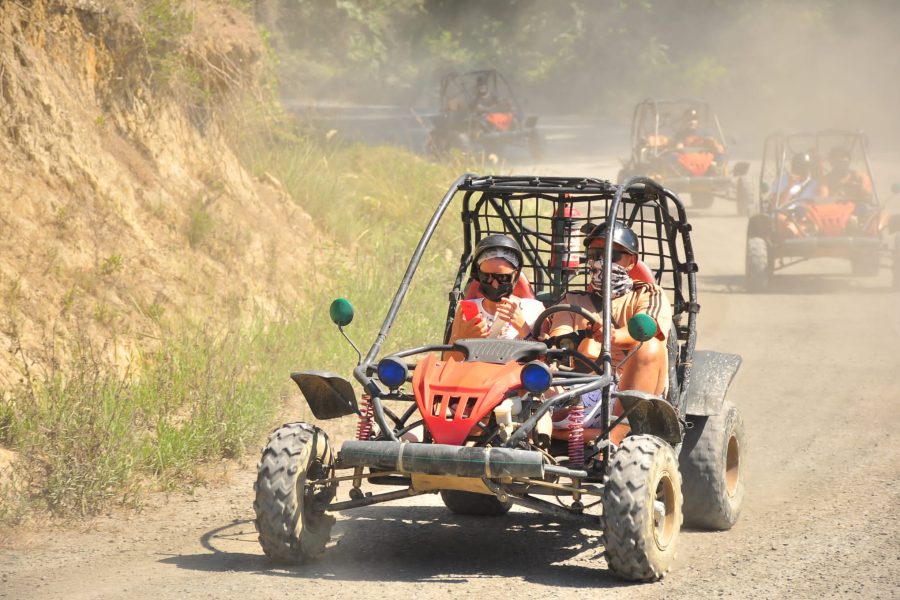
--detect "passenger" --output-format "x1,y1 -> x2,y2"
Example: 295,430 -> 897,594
472,74 -> 501,114
546,221 -> 673,446
823,146 -> 873,200
447,234 -> 545,345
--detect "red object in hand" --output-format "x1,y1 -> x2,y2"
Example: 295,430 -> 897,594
460,300 -> 479,321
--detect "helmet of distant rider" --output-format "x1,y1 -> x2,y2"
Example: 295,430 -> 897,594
790,152 -> 813,177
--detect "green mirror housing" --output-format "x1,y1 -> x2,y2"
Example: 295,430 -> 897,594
627,313 -> 658,343
329,298 -> 354,327
760,181 -> 770,195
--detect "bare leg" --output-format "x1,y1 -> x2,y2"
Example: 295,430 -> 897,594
552,338 -> 668,446
618,337 -> 667,396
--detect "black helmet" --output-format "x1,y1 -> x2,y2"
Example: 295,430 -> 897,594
791,152 -> 812,175
581,220 -> 639,255
471,234 -> 523,276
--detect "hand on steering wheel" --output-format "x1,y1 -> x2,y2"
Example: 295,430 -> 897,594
531,305 -> 605,374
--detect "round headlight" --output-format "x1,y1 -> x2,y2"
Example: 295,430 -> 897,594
521,361 -> 552,394
377,357 -> 408,389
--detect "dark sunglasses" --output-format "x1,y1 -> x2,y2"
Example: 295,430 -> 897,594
586,247 -> 628,262
477,271 -> 516,285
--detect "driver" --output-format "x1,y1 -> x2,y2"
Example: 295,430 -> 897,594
546,221 -> 672,446
671,108 -> 724,157
447,234 -> 545,345
472,73 -> 512,116
774,152 -> 827,207
823,146 -> 873,200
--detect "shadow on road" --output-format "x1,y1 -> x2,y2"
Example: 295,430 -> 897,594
161,506 -> 638,589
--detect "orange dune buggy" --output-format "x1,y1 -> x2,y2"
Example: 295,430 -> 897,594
618,99 -> 751,214
425,70 -> 543,160
253,175 -> 745,582
745,131 -> 900,291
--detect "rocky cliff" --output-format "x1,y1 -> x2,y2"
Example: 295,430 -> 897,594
0,0 -> 316,382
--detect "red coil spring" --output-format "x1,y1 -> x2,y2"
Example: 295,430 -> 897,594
356,395 -> 373,440
568,403 -> 585,467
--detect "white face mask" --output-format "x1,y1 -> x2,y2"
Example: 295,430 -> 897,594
588,259 -> 634,299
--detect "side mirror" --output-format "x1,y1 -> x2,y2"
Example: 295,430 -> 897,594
329,298 -> 354,327
627,313 -> 658,343
760,181 -> 770,195
732,161 -> 750,177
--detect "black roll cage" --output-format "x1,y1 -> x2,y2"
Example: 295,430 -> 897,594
758,129 -> 881,213
629,98 -> 727,164
352,174 -> 699,458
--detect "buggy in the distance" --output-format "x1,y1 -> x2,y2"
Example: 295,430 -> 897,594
425,70 -> 543,160
746,130 -> 900,291
618,99 -> 751,214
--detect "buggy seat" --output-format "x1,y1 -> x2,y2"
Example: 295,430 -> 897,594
630,260 -> 656,284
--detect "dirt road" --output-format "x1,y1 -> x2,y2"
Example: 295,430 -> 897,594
2,145 -> 899,599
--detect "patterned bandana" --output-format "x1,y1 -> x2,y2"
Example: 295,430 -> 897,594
589,259 -> 634,299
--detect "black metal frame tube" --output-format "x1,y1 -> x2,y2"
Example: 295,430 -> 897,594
353,173 -> 473,440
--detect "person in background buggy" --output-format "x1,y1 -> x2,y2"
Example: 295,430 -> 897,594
545,221 -> 672,446
671,108 -> 724,159
824,146 -> 873,200
774,152 -> 827,207
471,74 -> 509,115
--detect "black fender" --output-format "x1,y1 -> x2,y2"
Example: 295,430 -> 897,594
747,214 -> 773,239
291,371 -> 360,419
681,350 -> 742,416
616,389 -> 682,444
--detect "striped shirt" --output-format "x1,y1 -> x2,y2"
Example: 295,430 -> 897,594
548,283 -> 673,366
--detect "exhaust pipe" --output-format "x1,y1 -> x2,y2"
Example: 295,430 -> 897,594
340,441 -> 545,479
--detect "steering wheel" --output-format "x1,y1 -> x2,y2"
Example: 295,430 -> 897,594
530,304 -> 608,373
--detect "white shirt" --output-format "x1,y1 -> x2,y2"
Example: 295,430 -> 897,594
470,296 -> 545,340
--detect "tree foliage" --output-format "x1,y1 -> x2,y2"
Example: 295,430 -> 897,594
261,0 -> 900,130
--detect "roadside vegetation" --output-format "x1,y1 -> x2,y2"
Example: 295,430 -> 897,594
0,0 -> 471,524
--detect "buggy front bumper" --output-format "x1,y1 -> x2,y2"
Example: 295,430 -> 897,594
339,440 -> 545,479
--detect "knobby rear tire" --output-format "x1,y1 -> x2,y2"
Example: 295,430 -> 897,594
746,236 -> 770,292
679,401 -> 746,530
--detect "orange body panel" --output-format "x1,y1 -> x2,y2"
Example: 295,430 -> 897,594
804,203 -> 856,236
677,151 -> 714,177
485,112 -> 514,131
412,356 -> 523,445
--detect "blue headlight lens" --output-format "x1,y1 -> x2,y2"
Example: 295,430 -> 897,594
521,361 -> 552,393
377,357 -> 408,389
